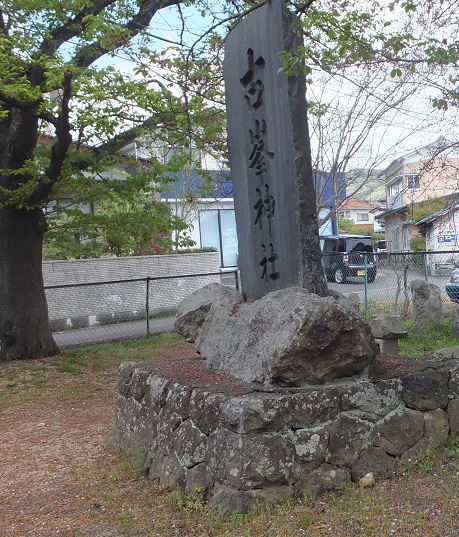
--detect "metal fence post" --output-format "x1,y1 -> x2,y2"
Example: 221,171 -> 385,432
364,253 -> 368,310
234,269 -> 240,292
146,277 -> 150,336
423,251 -> 428,281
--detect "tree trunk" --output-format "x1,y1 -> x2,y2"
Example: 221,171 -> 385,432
0,206 -> 59,361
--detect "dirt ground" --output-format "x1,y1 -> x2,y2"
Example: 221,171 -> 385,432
0,391 -> 116,536
1,346 -> 459,537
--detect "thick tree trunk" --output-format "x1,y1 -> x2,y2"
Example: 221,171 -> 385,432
0,207 -> 59,361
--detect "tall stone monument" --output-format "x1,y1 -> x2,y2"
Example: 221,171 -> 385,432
224,0 -> 326,301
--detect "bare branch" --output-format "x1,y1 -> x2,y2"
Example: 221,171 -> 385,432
71,114 -> 168,172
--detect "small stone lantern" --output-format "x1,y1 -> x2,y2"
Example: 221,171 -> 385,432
370,315 -> 408,355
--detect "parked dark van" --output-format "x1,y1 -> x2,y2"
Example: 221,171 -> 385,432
320,234 -> 377,284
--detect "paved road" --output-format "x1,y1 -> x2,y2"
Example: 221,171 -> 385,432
327,267 -> 451,302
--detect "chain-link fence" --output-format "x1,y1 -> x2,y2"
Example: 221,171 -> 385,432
325,250 -> 459,316
49,251 -> 459,348
49,270 -> 239,348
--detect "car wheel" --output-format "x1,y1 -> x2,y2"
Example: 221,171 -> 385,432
334,267 -> 346,284
367,272 -> 376,283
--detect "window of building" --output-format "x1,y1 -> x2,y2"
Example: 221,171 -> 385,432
357,213 -> 370,221
406,174 -> 420,190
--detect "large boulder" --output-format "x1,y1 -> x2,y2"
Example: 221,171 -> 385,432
195,286 -> 377,386
174,283 -> 240,343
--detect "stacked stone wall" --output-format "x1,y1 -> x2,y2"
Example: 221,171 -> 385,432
111,357 -> 459,517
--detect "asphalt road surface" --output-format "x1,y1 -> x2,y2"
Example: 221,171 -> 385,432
327,267 -> 451,303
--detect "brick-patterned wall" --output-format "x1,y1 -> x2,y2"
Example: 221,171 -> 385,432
43,253 -> 221,328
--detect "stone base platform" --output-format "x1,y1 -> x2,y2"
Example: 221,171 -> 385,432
110,355 -> 459,517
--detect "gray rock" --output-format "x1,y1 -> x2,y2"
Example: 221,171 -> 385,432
185,463 -> 213,499
206,428 -> 295,490
175,283 -> 240,342
452,308 -> 459,338
347,292 -> 361,310
188,391 -> 227,435
291,426 -> 329,468
434,346 -> 459,360
207,484 -> 251,518
298,464 -> 351,499
199,287 -> 377,386
411,279 -> 443,330
401,437 -> 431,462
370,315 -> 408,340
372,407 -> 424,456
109,395 -> 158,469
447,399 -> 459,437
326,415 -> 373,467
449,364 -> 459,398
291,388 -> 341,428
402,369 -> 449,410
173,419 -> 208,469
340,379 -> 402,421
424,409 -> 449,448
207,484 -> 293,518
220,394 -> 293,434
148,437 -> 186,488
351,446 -> 397,482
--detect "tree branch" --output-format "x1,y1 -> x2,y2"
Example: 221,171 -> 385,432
0,90 -> 60,127
291,0 -> 317,15
29,70 -> 74,205
70,114 -> 167,173
0,10 -> 7,35
73,0 -> 184,68
39,0 -> 117,56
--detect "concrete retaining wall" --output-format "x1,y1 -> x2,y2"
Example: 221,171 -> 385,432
43,253 -> 221,331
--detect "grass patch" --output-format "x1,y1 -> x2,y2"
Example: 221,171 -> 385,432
365,304 -> 457,360
399,317 -> 455,360
0,333 -> 195,411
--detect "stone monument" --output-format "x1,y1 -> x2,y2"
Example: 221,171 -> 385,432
110,3 -> 459,516
224,0 -> 325,300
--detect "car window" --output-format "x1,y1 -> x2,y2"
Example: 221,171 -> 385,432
345,238 -> 373,253
349,242 -> 373,253
323,239 -> 336,253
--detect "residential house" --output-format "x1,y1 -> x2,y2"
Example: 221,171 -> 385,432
119,140 -> 240,267
377,137 -> 459,251
161,171 -> 237,268
416,199 -> 459,273
162,168 -> 343,268
49,135 -> 343,267
337,198 -> 384,232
